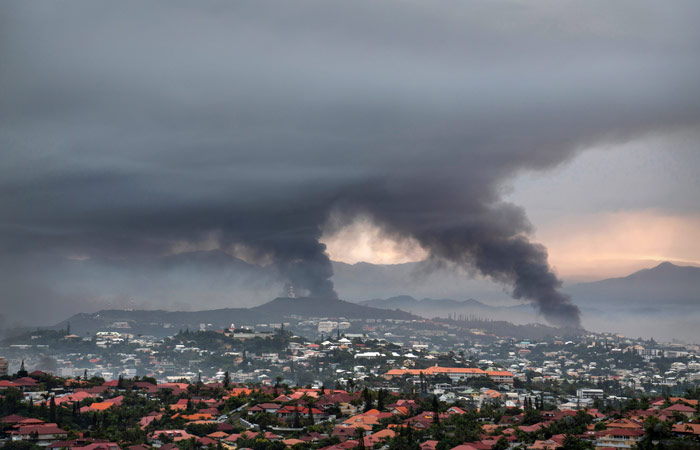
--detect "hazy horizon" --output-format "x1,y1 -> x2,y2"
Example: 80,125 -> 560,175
2,255 -> 699,344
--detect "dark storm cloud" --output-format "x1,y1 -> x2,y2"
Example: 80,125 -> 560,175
1,0 -> 699,326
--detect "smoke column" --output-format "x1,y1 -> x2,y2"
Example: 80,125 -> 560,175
1,1 -> 699,325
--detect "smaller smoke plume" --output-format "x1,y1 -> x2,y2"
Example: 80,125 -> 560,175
270,239 -> 337,299
412,235 -> 580,328
353,201 -> 582,328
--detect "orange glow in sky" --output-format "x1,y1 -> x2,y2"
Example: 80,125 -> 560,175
322,210 -> 700,281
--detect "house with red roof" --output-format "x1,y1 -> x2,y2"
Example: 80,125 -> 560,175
15,418 -> 47,426
298,431 -> 329,443
595,428 -> 645,449
132,382 -> 158,394
605,418 -> 643,430
518,422 -> 546,433
393,399 -> 417,408
273,394 -> 292,402
80,401 -> 115,413
391,406 -> 410,416
73,443 -> 121,450
669,398 -> 699,407
139,414 -> 162,430
11,423 -> 68,445
276,405 -> 325,422
319,439 -> 358,450
528,438 -> 561,450
223,433 -> 242,443
56,391 -> 95,406
450,445 -> 481,450
0,380 -> 17,389
157,383 -> 188,396
404,411 -> 451,430
1,414 -> 31,425
663,403 -> 696,418
148,429 -> 196,444
362,428 -> 395,447
125,444 -> 149,450
248,403 -> 281,414
169,398 -> 190,411
447,406 -> 468,415
197,436 -> 217,447
419,440 -> 439,450
672,423 -> 700,436
13,377 -> 39,389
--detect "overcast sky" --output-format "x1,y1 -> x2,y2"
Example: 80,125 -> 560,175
1,1 -> 699,325
323,129 -> 700,281
506,130 -> 700,280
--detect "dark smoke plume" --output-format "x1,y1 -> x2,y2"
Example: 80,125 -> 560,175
1,1 -> 699,325
337,190 -> 583,327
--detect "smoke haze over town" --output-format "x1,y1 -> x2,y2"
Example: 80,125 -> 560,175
1,1 -> 699,338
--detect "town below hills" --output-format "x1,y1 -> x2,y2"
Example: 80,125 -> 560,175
1,293 -> 700,450
2,265 -> 699,450
2,259 -> 698,342
50,297 -> 417,339
47,296 -> 583,342
0,260 -> 686,344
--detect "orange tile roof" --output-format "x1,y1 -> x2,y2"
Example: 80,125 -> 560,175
606,419 -> 642,429
341,413 -> 381,429
670,398 -> 699,406
207,431 -> 229,439
181,413 -> 214,421
672,423 -> 700,435
392,406 -> 409,415
228,387 -> 253,396
363,428 -> 395,446
85,402 -> 114,411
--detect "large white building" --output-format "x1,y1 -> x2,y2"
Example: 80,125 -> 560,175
577,388 -> 605,399
318,321 -> 338,334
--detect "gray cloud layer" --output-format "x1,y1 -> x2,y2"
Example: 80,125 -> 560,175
1,1 -> 699,327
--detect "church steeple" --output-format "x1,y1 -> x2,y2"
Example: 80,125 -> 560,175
18,359 -> 28,377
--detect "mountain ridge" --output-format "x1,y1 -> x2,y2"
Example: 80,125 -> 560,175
51,296 -> 417,337
566,261 -> 700,308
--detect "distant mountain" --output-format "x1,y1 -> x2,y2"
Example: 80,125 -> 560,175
360,296 -> 496,315
53,296 -> 417,337
5,249 -> 513,326
55,307 -> 258,337
566,262 -> 700,309
48,296 -> 582,342
358,295 -> 548,327
252,297 -> 416,321
563,262 -> 700,343
331,260 -> 509,304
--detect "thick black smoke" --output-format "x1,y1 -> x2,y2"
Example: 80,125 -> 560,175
1,1 -> 699,326
335,182 -> 584,327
